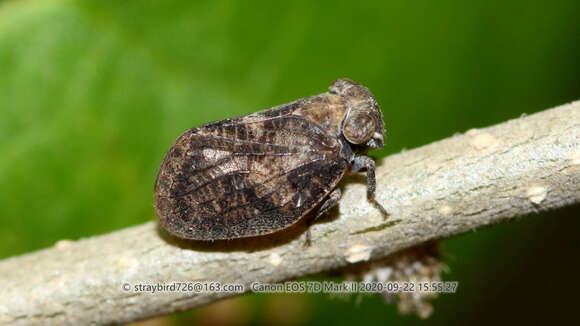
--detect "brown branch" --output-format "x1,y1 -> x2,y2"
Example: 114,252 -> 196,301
0,100 -> 579,325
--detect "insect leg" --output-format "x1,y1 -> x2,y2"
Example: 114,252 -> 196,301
314,188 -> 342,221
352,156 -> 389,219
304,188 -> 342,247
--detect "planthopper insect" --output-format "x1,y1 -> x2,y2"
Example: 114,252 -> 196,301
154,78 -> 388,241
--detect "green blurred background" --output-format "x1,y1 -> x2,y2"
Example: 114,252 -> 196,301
1,0 -> 579,325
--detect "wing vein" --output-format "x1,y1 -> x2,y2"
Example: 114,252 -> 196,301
200,159 -> 328,215
185,158 -> 327,203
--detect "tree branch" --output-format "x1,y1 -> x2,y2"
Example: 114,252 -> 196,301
1,101 -> 579,326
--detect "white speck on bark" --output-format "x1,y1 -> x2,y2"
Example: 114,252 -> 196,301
465,128 -> 479,136
438,205 -> 453,216
526,186 -> 548,204
569,153 -> 580,166
345,245 -> 373,263
268,253 -> 282,266
54,239 -> 73,250
470,133 -> 497,151
116,257 -> 138,272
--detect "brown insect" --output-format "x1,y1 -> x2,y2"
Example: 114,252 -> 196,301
155,78 -> 388,241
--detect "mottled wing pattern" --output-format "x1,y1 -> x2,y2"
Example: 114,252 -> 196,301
155,102 -> 348,240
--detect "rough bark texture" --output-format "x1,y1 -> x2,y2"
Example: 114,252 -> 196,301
1,101 -> 579,326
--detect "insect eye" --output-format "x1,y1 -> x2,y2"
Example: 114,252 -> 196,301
343,113 -> 375,144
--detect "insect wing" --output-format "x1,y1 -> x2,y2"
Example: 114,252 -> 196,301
155,107 -> 347,240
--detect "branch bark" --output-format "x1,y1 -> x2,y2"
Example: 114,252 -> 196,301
1,101 -> 579,325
